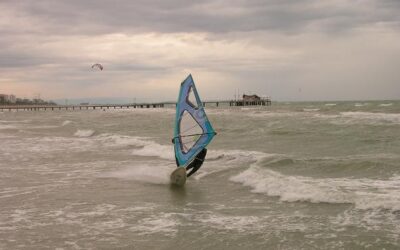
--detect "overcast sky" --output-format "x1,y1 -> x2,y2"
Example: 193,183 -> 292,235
1,0 -> 399,102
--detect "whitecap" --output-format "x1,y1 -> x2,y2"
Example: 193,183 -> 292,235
131,142 -> 174,160
130,213 -> 179,236
303,108 -> 320,112
379,103 -> 393,107
96,133 -> 149,147
230,166 -> 400,211
339,112 -> 400,124
100,164 -> 171,185
354,103 -> 368,107
74,129 -> 95,137
62,120 -> 72,126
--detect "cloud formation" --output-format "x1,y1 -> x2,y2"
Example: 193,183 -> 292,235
0,0 -> 399,101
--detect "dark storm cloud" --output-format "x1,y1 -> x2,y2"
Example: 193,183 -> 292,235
3,0 -> 400,35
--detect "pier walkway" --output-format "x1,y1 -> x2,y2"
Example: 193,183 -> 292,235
0,99 -> 271,111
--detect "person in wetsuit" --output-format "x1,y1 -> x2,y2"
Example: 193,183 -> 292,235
172,137 -> 208,177
185,148 -> 207,177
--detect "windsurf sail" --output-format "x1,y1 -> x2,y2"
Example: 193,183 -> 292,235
173,74 -> 216,167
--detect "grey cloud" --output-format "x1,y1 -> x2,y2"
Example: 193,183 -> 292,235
1,0 -> 400,101
3,0 -> 400,35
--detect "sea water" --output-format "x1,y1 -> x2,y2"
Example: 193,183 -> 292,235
0,101 -> 399,249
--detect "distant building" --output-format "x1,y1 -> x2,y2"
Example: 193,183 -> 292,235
8,95 -> 16,103
0,94 -> 7,103
229,93 -> 271,106
0,94 -> 17,104
242,94 -> 261,102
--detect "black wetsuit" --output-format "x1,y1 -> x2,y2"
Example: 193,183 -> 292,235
186,148 -> 207,177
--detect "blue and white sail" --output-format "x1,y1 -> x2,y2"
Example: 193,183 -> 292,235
173,75 -> 216,167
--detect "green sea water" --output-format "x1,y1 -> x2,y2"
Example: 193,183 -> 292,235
0,100 -> 399,249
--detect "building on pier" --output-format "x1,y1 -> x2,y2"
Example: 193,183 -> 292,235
229,94 -> 271,106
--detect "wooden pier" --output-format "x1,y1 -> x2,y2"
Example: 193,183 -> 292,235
0,103 -> 165,111
0,98 -> 271,111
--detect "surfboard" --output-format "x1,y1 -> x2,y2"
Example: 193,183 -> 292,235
170,167 -> 187,186
170,74 -> 216,185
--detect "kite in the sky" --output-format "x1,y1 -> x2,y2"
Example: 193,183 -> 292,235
91,63 -> 103,71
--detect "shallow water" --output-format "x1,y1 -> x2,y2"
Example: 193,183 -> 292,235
0,101 -> 400,249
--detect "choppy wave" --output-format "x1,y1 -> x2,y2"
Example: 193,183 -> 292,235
354,103 -> 368,107
74,129 -> 95,137
96,133 -> 150,147
230,166 -> 400,211
195,212 -> 260,232
244,109 -> 400,125
0,120 -> 31,123
0,124 -> 17,130
131,213 -> 179,236
339,112 -> 400,124
131,142 -> 174,160
4,124 -> 400,213
100,164 -> 171,184
30,125 -> 60,129
303,108 -> 320,112
62,120 -> 72,126
379,103 -> 393,107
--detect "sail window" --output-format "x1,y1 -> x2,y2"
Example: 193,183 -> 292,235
179,110 -> 203,153
187,86 -> 198,108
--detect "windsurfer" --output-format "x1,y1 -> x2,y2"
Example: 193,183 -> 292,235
186,148 -> 207,177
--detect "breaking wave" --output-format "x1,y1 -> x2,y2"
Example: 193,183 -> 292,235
339,112 -> 400,124
100,164 -> 171,185
230,166 -> 400,211
303,108 -> 320,112
62,120 -> 72,126
74,129 -> 95,137
379,103 -> 393,107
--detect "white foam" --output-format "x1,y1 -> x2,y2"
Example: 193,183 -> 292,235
195,213 -> 260,232
354,103 -> 368,107
30,125 -> 60,129
78,204 -> 117,216
99,134 -> 272,181
379,103 -> 393,107
246,111 -> 303,118
192,150 -> 274,180
230,167 -> 400,211
332,206 -> 400,235
96,133 -> 270,165
74,129 -> 95,137
62,120 -> 72,126
325,103 -> 337,106
131,143 -> 174,160
95,134 -> 175,160
0,119 -> 31,123
303,108 -> 320,112
96,133 -> 149,147
130,213 -> 179,235
339,112 -> 400,124
101,164 -> 171,184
